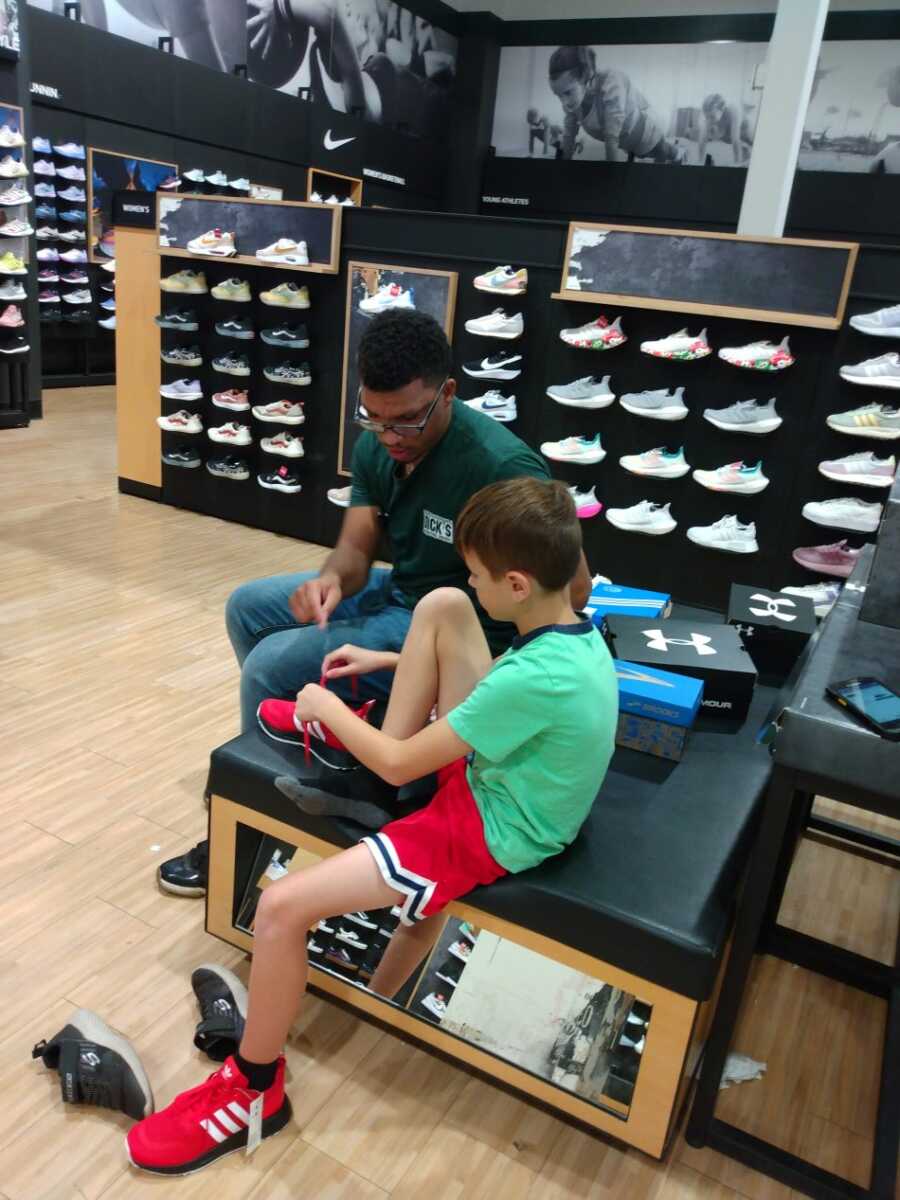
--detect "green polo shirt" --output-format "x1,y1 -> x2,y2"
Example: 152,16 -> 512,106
350,399 -> 550,652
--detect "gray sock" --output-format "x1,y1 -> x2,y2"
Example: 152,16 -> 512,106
274,776 -> 394,830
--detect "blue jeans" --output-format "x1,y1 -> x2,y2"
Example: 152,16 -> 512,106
226,568 -> 414,732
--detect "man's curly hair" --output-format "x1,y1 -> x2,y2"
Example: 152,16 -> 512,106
358,309 -> 452,392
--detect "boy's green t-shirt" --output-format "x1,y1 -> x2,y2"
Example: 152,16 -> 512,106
446,621 -> 618,874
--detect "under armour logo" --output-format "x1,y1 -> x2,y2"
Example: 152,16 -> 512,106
734,623 -> 756,638
643,629 -> 717,656
616,665 -> 675,688
80,1050 -> 100,1067
213,998 -> 233,1015
748,593 -> 797,622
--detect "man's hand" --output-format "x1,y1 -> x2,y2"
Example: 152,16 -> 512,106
322,644 -> 399,679
289,572 -> 342,629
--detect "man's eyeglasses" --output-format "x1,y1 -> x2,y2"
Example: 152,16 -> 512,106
354,376 -> 449,437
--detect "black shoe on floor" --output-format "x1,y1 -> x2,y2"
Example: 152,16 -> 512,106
191,963 -> 248,1062
158,839 -> 208,896
32,1007 -> 154,1120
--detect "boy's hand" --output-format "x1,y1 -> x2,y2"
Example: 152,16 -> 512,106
294,682 -> 333,724
290,572 -> 342,628
321,644 -> 398,679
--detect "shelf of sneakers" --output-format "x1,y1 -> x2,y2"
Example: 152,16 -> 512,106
34,136 -> 97,335
306,166 -> 361,208
0,109 -> 32,360
156,260 -> 312,494
459,265 -> 529,427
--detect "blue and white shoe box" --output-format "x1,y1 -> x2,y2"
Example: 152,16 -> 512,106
614,659 -> 703,761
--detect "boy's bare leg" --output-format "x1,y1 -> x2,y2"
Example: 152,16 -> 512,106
368,917 -> 443,998
239,845 -> 400,1062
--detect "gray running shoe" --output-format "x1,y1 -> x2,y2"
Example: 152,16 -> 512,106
839,352 -> 900,389
619,386 -> 687,421
263,361 -> 312,386
159,377 -> 203,401
212,352 -> 251,376
206,455 -> 250,481
827,402 -> 900,440
849,304 -> 900,338
703,397 -> 781,434
546,374 -> 614,408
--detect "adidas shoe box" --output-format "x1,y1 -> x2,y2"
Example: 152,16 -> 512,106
726,585 -> 816,679
605,616 -> 757,722
614,659 -> 703,762
585,582 -> 671,629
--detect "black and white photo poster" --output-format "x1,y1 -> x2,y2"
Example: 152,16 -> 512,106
0,0 -> 19,53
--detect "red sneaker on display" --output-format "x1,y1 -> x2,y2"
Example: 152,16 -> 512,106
126,1056 -> 290,1176
257,686 -> 375,767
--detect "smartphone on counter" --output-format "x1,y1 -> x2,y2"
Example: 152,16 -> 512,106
825,676 -> 900,740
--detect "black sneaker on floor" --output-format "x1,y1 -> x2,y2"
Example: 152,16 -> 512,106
191,963 -> 248,1062
206,454 -> 249,481
260,324 -> 309,349
215,317 -> 255,339
32,1007 -> 154,1120
158,839 -> 208,896
162,446 -> 202,469
155,310 -> 198,331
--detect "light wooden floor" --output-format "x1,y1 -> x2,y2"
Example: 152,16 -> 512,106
0,386 -> 895,1200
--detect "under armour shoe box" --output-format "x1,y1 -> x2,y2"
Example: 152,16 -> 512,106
605,616 -> 757,722
726,584 -> 816,679
614,659 -> 703,761
584,582 -> 672,629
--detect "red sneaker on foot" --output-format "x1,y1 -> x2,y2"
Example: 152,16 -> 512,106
257,692 -> 375,767
127,1056 -> 290,1176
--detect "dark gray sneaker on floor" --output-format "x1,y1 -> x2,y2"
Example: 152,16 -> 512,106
158,839 -> 208,896
32,1007 -> 154,1120
191,964 -> 248,1062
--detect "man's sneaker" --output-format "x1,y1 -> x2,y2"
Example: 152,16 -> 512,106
620,387 -> 688,420
0,185 -> 30,205
98,315 -> 116,331
53,141 -> 85,158
215,318 -> 255,340
473,265 -> 528,294
704,397 -> 781,434
161,269 -> 207,294
206,455 -> 250,481
157,410 -> 203,434
60,248 -> 88,263
155,310 -> 199,331
32,1008 -> 154,1121
421,993 -> 448,1019
35,224 -> 61,240
58,164 -> 87,182
160,378 -> 203,401
792,540 -> 862,578
161,345 -> 203,367
0,124 -> 23,149
213,352 -> 251,377
328,484 -> 352,508
462,351 -> 522,380
34,182 -> 57,198
640,327 -> 711,361
606,500 -> 677,536
540,434 -> 605,465
0,278 -> 25,298
35,203 -> 58,220
849,304 -> 900,338
687,515 -> 759,554
191,965 -> 248,1063
261,324 -> 309,349
60,208 -> 87,223
263,361 -> 311,386
32,135 -> 52,153
718,336 -> 794,371
0,334 -> 28,353
546,374 -> 614,408
0,218 -> 32,236
229,178 -> 250,192
569,485 -> 602,519
32,158 -> 55,177
35,247 -> 59,262
345,910 -> 378,930
463,390 -> 517,422
57,185 -> 86,202
41,306 -> 62,324
359,283 -> 415,315
162,446 -> 201,468
818,451 -> 896,488
619,446 -> 690,478
204,169 -> 228,187
560,314 -> 626,350
39,288 -> 60,304
62,308 -> 91,324
61,269 -> 89,285
256,237 -> 308,264
158,840 -> 208,896
693,461 -> 770,494
187,228 -> 237,257
63,289 -> 92,306
212,388 -> 250,411
335,925 -> 369,952
827,402 -> 900,440
260,431 -> 305,457
260,281 -> 310,308
434,958 -> 463,988
840,352 -> 900,389
127,1055 -> 291,1175
209,422 -> 252,446
0,250 -> 26,273
210,277 -> 252,302
180,167 -> 205,186
801,497 -> 882,533
0,304 -> 25,327
464,308 -> 524,339
252,399 -> 305,425
781,581 -> 842,619
258,465 -> 303,493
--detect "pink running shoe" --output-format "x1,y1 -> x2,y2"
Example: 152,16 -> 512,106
792,540 -> 862,578
0,303 -> 24,327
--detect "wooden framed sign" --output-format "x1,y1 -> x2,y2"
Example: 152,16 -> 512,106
88,147 -> 177,263
555,222 -> 858,330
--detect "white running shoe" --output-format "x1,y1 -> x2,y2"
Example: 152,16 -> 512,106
309,191 -> 324,203
325,194 -> 340,205
208,422 -> 252,446
559,314 -> 625,350
692,460 -> 770,494
359,283 -> 415,315
157,410 -> 202,433
260,431 -> 305,457
186,228 -> 237,257
718,336 -> 794,371
251,400 -> 305,425
204,170 -> 228,187
817,451 -> 896,487
473,265 -> 527,295
839,352 -> 900,389
619,387 -> 688,421
540,434 -> 605,465
619,446 -> 690,478
464,308 -> 523,339
462,351 -> 522,380
568,485 -> 602,519
640,327 -> 711,361
463,390 -> 517,422
687,515 -> 759,553
801,497 -> 882,533
327,484 -> 352,507
606,500 -> 676,536
256,238 -> 309,264
546,375 -> 614,408
849,304 -> 900,338
781,581 -> 842,619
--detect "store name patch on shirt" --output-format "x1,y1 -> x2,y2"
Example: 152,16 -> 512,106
363,168 -> 406,187
482,195 -> 530,206
423,510 -> 454,543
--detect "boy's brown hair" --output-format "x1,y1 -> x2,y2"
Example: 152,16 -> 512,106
455,477 -> 582,591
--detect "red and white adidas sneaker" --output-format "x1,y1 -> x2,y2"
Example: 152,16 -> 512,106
257,692 -> 375,767
127,1055 -> 291,1176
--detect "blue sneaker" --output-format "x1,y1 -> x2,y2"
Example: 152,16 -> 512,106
60,209 -> 87,223
35,204 -> 57,220
32,136 -> 52,154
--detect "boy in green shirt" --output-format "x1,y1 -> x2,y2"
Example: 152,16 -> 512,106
127,477 -> 618,1175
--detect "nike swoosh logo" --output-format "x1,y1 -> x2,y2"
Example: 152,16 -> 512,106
323,131 -> 356,150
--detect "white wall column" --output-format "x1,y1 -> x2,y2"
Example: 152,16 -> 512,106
738,0 -> 829,236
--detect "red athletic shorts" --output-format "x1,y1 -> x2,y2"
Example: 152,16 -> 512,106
361,758 -> 507,924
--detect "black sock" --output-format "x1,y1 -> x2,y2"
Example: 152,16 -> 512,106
234,1051 -> 278,1092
